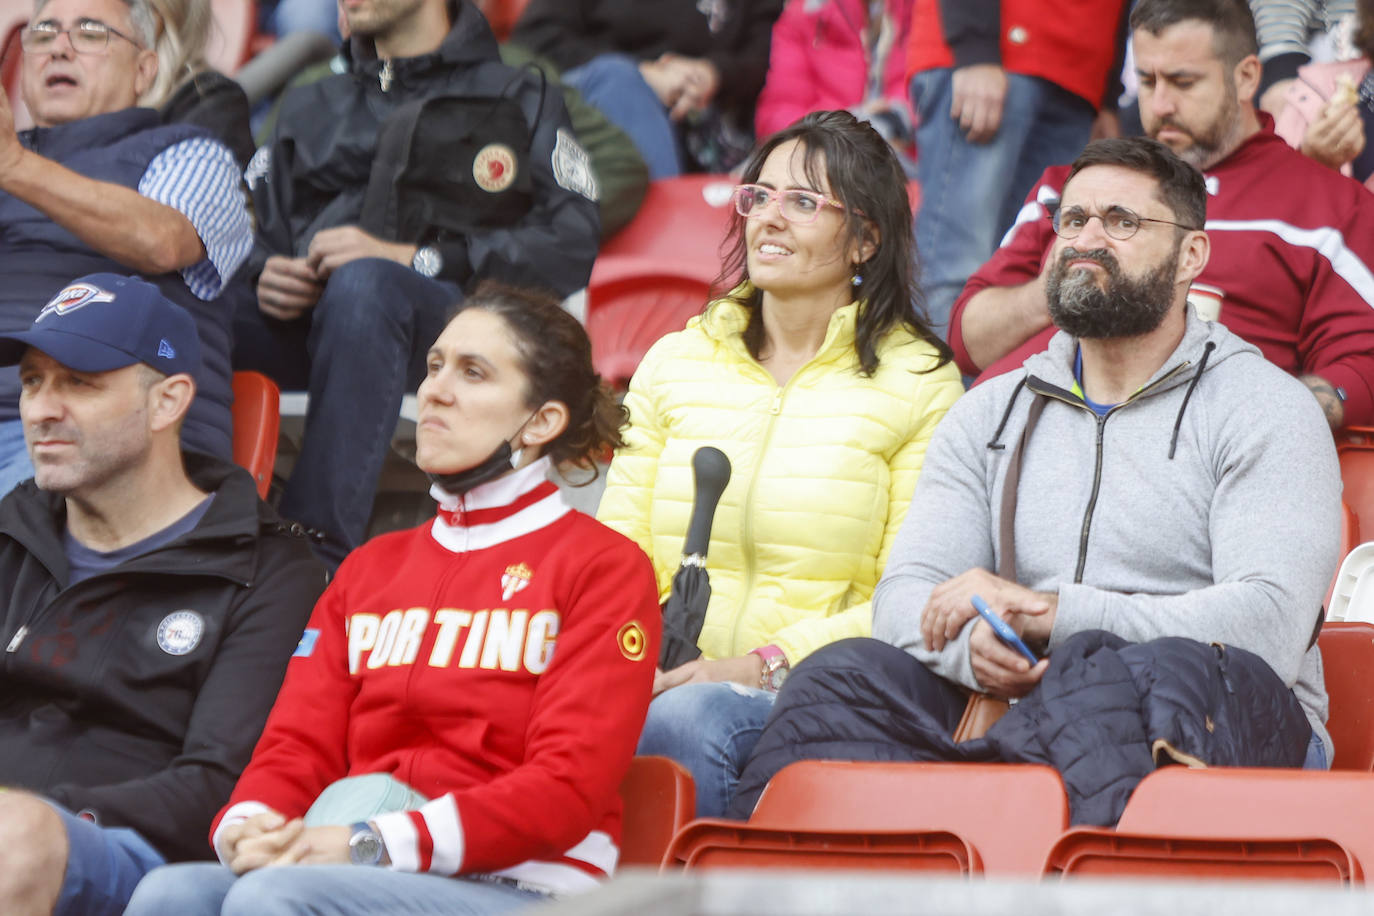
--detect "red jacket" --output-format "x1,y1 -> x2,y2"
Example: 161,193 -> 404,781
755,0 -> 914,139
906,0 -> 1127,107
210,459 -> 661,894
949,119 -> 1374,427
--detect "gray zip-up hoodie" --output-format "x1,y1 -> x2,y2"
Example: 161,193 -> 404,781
874,307 -> 1342,757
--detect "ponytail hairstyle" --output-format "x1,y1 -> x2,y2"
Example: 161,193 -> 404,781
453,281 -> 627,479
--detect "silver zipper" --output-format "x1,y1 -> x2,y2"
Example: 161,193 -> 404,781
6,625 -> 28,653
380,59 -> 393,92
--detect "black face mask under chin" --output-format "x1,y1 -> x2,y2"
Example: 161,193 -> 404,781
427,440 -> 519,497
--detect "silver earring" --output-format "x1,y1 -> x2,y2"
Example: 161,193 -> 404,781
851,271 -> 863,287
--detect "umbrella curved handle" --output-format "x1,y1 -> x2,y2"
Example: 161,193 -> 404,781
684,446 -> 731,558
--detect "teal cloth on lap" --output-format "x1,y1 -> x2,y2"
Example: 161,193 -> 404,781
303,774 -> 429,827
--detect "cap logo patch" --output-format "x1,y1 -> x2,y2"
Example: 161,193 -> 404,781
38,284 -> 116,322
156,610 -> 204,656
157,339 -> 176,359
473,143 -> 517,193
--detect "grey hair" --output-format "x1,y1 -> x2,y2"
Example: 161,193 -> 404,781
34,0 -> 158,48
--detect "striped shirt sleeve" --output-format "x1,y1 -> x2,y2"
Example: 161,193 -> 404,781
138,137 -> 253,301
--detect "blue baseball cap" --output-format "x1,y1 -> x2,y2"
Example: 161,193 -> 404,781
0,273 -> 201,376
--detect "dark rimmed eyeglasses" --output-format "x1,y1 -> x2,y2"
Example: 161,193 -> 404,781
733,183 -> 847,225
21,20 -> 143,55
1050,204 -> 1201,241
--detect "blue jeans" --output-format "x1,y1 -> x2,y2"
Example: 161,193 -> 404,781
911,69 -> 1094,336
0,417 -> 32,498
636,681 -> 776,818
233,258 -> 460,566
52,803 -> 166,916
563,53 -> 683,180
125,862 -> 545,916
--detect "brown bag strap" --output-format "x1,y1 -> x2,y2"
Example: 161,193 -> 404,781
955,391 -> 1045,742
997,392 -> 1046,581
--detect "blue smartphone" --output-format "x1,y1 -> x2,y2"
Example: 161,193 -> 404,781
970,594 -> 1040,666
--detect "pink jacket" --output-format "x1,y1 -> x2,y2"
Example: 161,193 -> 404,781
755,0 -> 914,140
1274,58 -> 1374,190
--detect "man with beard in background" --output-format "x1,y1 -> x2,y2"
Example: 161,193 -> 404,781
725,137 -> 1342,822
945,0 -> 1374,431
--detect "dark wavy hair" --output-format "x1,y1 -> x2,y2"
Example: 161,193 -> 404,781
452,281 -> 627,479
1358,0 -> 1374,62
715,110 -> 952,376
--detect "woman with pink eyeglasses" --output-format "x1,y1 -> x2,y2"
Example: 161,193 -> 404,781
598,110 -> 963,818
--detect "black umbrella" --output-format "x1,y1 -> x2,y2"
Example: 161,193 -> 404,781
659,446 -> 731,670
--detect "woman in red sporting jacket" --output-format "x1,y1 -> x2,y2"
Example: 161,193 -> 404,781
124,282 -> 661,915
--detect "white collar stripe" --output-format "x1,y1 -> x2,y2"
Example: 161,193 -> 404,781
431,488 -> 571,553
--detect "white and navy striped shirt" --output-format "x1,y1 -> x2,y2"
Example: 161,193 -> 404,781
137,136 -> 252,301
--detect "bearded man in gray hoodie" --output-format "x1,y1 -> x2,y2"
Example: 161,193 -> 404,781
727,137 -> 1342,823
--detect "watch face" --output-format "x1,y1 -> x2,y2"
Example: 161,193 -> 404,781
767,666 -> 789,691
349,827 -> 384,866
413,246 -> 442,278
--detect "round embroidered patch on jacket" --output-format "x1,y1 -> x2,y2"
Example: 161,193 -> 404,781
157,610 -> 204,656
473,143 -> 517,193
617,621 -> 648,662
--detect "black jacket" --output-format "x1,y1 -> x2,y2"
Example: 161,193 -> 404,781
0,456 -> 326,861
248,0 -> 600,292
731,633 -> 1311,825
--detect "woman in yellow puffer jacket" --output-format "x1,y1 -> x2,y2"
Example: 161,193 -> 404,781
597,110 -> 964,817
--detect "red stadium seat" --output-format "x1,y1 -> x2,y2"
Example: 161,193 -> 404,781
665,760 -> 1068,877
618,756 -> 695,869
1320,622 -> 1374,771
585,270 -> 710,387
1337,430 -> 1374,552
231,371 -> 280,500
592,175 -> 735,287
1051,766 -> 1374,883
1044,829 -> 1360,883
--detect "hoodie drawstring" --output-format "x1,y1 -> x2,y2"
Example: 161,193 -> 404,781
1168,342 -> 1215,460
987,378 -> 1028,450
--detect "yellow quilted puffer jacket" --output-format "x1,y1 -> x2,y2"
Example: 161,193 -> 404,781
597,293 -> 964,665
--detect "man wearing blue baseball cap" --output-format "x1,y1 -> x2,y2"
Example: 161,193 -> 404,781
0,274 -> 325,915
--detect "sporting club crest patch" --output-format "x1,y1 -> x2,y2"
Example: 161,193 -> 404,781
501,562 -> 533,601
156,610 -> 204,656
474,143 -> 518,193
38,283 -> 116,322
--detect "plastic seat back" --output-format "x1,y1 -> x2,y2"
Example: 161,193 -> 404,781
671,823 -> 980,874
1112,766 -> 1374,880
715,760 -> 1068,877
1044,828 -> 1360,883
231,371 -> 280,500
1319,623 -> 1374,771
593,176 -> 735,284
585,271 -> 710,387
1338,439 -> 1374,549
617,756 -> 695,868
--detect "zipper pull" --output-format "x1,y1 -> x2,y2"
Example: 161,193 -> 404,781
6,625 -> 28,653
379,59 -> 393,92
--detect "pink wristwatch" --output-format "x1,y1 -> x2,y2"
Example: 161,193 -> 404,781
749,644 -> 790,691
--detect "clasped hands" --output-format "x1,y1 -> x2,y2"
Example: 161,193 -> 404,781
921,569 -> 1056,699
652,653 -> 763,696
256,226 -> 418,321
219,810 -> 352,874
